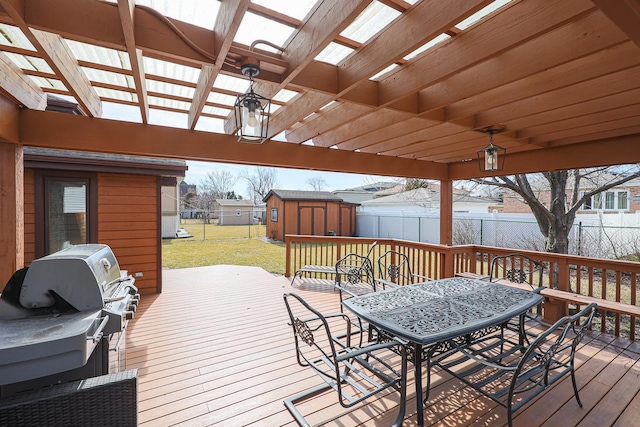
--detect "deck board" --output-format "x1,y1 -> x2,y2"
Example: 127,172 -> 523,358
126,266 -> 640,426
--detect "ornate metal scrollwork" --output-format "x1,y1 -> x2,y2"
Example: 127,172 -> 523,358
388,264 -> 400,279
506,268 -> 528,283
539,341 -> 560,367
293,318 -> 314,346
347,267 -> 363,284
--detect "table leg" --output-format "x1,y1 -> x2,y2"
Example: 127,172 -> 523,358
413,343 -> 424,427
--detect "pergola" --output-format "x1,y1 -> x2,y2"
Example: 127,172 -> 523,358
1,0 -> 639,284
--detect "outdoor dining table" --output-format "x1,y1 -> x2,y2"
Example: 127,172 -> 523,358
341,277 -> 544,427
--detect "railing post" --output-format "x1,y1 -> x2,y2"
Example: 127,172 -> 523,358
442,248 -> 454,279
543,258 -> 570,324
285,235 -> 292,278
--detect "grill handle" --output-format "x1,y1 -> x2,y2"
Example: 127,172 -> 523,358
88,315 -> 109,344
103,295 -> 127,304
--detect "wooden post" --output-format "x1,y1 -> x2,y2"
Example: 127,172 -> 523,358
440,179 -> 453,246
0,142 -> 24,290
440,179 -> 454,278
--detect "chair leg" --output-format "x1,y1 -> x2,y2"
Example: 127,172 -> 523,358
284,383 -> 334,427
570,367 -> 583,407
391,346 -> 408,427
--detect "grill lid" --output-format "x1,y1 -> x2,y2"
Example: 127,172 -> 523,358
19,244 -> 122,311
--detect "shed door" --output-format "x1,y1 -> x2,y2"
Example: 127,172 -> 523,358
299,207 -> 325,236
339,206 -> 353,236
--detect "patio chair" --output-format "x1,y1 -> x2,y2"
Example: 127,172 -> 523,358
282,293 -> 408,427
490,253 -> 546,334
377,250 -> 434,288
433,302 -> 597,427
334,241 -> 379,306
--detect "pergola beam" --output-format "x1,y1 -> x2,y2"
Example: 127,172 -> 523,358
0,94 -> 20,142
377,0 -> 597,107
117,0 -> 148,123
591,0 -> 640,48
19,109 -> 449,180
269,0 -> 491,139
0,0 -> 102,117
0,51 -> 47,111
187,0 -> 249,130
449,134 -> 640,180
224,0 -> 370,136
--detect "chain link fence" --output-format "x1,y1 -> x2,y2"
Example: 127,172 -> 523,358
177,209 -> 267,240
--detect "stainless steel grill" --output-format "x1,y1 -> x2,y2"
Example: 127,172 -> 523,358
0,244 -> 139,396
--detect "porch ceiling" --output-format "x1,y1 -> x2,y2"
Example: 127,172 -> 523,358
0,0 -> 639,180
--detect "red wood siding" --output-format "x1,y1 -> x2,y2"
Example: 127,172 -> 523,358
265,195 -> 357,241
23,169 -> 35,264
98,173 -> 159,295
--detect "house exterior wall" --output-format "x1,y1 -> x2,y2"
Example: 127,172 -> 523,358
503,186 -> 640,214
219,206 -> 254,225
266,196 -> 285,240
23,170 -> 161,295
97,173 -> 159,295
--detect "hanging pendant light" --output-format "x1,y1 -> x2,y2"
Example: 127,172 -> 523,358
233,60 -> 271,143
477,129 -> 506,172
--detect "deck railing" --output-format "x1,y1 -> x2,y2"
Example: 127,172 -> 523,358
285,235 -> 640,341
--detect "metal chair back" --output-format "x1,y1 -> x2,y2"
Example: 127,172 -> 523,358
489,253 -> 545,290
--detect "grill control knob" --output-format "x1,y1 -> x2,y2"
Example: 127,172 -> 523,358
132,294 -> 141,304
128,304 -> 137,312
124,311 -> 135,320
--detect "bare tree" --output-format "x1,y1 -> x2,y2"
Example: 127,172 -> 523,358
199,170 -> 238,200
473,166 -> 640,254
307,176 -> 327,191
404,178 -> 431,191
243,167 -> 278,204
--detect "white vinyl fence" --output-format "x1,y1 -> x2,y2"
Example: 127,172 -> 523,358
357,211 -> 640,260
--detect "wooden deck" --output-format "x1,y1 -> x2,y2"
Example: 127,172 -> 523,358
126,266 -> 640,426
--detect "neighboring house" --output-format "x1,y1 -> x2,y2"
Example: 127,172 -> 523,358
263,189 -> 358,241
23,147 -> 187,295
162,178 -> 183,238
502,176 -> 640,214
216,199 -> 255,225
333,181 -> 398,204
359,188 -> 501,214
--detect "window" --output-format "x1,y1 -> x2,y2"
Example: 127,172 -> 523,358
271,208 -> 278,222
35,171 -> 97,257
581,190 -> 630,212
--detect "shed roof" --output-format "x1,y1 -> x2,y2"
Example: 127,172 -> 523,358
264,189 -> 345,203
216,199 -> 255,207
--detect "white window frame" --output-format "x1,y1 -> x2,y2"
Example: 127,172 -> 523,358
581,190 -> 630,212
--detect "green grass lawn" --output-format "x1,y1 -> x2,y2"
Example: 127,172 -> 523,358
162,222 -> 287,275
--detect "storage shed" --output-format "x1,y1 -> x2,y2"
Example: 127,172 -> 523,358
216,199 -> 256,225
263,190 -> 358,241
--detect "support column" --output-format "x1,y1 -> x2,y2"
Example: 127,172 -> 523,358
439,179 -> 453,245
0,142 -> 24,291
440,179 -> 454,278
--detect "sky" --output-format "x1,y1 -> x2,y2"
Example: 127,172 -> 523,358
184,160 -> 396,199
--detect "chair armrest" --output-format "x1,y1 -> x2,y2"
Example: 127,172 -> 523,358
334,284 -> 359,297
374,278 -> 400,288
336,339 -> 405,362
411,273 -> 434,282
